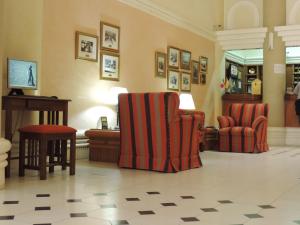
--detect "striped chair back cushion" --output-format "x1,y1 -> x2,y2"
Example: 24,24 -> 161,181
118,92 -> 179,170
228,103 -> 269,127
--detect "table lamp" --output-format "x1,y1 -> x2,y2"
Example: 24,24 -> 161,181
179,93 -> 195,110
109,87 -> 128,129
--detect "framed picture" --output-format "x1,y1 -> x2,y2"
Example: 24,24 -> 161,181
180,50 -> 191,70
101,116 -> 108,129
100,22 -> 120,52
75,31 -> 98,62
200,73 -> 206,84
100,52 -> 120,81
200,56 -> 208,73
167,69 -> 180,91
181,72 -> 191,92
155,52 -> 166,78
167,46 -> 180,68
192,60 -> 200,84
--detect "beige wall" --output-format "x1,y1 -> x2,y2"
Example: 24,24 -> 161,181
0,0 -> 4,136
41,0 -> 216,129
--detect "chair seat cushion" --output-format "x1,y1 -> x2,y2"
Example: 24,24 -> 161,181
19,125 -> 77,134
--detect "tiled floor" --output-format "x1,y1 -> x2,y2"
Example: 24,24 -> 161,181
1,146 -> 300,225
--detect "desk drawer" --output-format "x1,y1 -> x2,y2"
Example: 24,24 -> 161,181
2,98 -> 26,110
27,100 -> 66,111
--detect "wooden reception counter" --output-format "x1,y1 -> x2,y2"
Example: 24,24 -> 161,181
222,93 -> 262,114
285,94 -> 299,127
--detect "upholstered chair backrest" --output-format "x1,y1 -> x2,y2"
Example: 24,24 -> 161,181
228,103 -> 269,127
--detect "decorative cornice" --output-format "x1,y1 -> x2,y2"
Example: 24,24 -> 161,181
275,25 -> 300,46
216,27 -> 268,50
118,0 -> 216,41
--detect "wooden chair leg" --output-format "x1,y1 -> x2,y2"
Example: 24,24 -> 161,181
39,137 -> 47,180
19,134 -> 25,177
48,141 -> 54,173
69,134 -> 76,175
61,140 -> 67,170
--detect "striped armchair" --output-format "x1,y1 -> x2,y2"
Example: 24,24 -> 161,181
118,92 -> 204,172
217,103 -> 269,153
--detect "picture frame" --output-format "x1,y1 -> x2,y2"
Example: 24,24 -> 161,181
167,46 -> 180,69
75,31 -> 98,62
200,73 -> 206,84
100,52 -> 120,81
167,69 -> 180,91
181,72 -> 191,92
200,56 -> 208,73
155,51 -> 166,78
101,116 -> 108,129
192,60 -> 200,84
180,50 -> 191,70
100,22 -> 120,52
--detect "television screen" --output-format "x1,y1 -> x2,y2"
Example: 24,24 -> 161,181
7,59 -> 37,89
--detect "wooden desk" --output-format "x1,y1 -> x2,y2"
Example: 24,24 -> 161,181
2,95 -> 71,177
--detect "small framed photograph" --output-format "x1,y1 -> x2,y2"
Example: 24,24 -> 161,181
100,52 -> 120,81
180,50 -> 191,70
167,46 -> 180,68
155,51 -> 166,78
181,72 -> 191,92
101,116 -> 108,129
100,22 -> 120,52
200,56 -> 208,73
75,31 -> 98,62
167,69 -> 180,91
192,60 -> 200,84
200,73 -> 206,84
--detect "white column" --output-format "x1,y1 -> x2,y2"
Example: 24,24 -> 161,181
0,138 -> 11,189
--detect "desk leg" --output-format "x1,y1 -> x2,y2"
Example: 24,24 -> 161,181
39,111 -> 44,124
63,105 -> 68,125
5,110 -> 13,178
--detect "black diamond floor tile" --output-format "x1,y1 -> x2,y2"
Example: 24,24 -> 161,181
36,194 -> 50,198
201,208 -> 218,212
181,217 -> 199,222
35,206 -> 51,211
33,223 -> 52,225
161,202 -> 177,206
70,213 -> 88,218
93,193 -> 107,196
138,210 -> 155,215
181,196 -> 195,199
244,214 -> 263,219
3,201 -> 19,204
0,215 -> 14,220
258,205 -> 275,209
67,199 -> 82,203
146,191 -> 160,195
218,200 -> 233,204
126,198 -> 140,201
110,220 -> 129,225
101,204 -> 117,208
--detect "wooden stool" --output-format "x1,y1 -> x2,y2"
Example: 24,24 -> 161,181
18,125 -> 77,180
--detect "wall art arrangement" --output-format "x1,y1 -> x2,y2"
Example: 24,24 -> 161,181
75,21 -> 120,81
155,45 -> 208,92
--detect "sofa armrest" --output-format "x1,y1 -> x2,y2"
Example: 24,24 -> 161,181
217,116 -> 235,128
178,110 -> 205,129
252,116 -> 268,132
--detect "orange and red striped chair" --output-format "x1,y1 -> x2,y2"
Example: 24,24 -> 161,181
217,103 -> 269,153
118,92 -> 204,172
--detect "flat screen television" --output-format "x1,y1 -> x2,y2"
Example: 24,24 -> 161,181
7,58 -> 37,95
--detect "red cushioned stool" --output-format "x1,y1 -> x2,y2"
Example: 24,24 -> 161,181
18,125 -> 77,180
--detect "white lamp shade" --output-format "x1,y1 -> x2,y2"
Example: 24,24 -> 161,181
179,93 -> 195,110
109,87 -> 128,105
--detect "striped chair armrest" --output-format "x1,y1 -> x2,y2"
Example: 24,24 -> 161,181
217,116 -> 235,128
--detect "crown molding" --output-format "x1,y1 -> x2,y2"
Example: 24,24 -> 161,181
275,25 -> 300,46
118,0 -> 216,41
216,27 -> 267,50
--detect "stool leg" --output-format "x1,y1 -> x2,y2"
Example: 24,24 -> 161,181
61,140 -> 67,170
19,134 -> 25,177
69,134 -> 76,176
48,141 -> 54,173
39,137 -> 47,180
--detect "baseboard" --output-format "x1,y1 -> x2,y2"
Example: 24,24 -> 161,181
268,127 -> 300,146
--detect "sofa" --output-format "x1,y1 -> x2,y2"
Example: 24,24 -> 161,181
118,92 -> 205,172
